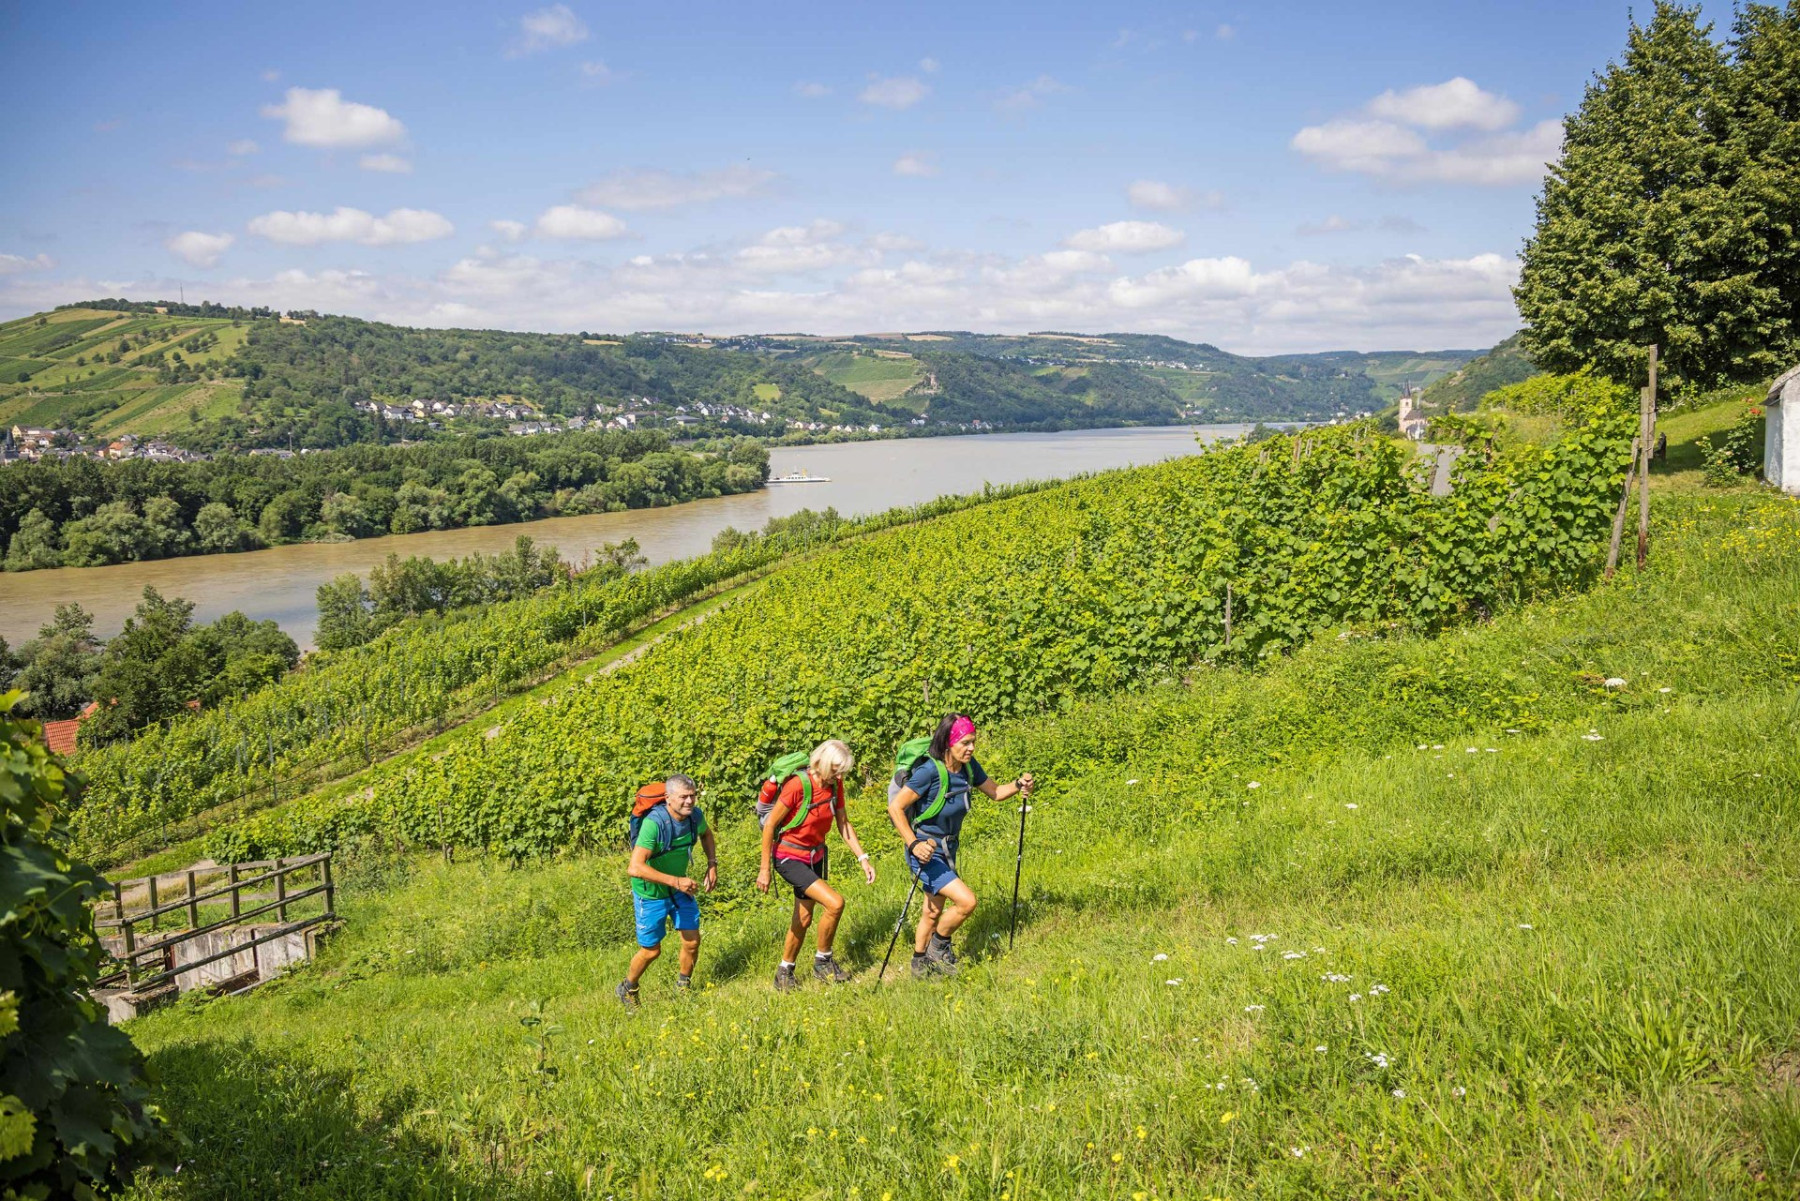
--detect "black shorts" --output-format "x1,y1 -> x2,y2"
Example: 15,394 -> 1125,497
774,851 -> 828,898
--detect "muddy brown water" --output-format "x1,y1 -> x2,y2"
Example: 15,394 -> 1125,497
1,424 -> 1251,648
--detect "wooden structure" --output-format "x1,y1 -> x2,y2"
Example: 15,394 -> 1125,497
92,854 -> 338,1019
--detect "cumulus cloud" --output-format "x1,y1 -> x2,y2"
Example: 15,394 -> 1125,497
1297,215 -> 1360,236
490,219 -> 528,241
262,87 -> 405,148
579,60 -> 619,84
733,220 -> 871,274
1127,179 -> 1225,212
793,81 -> 831,99
576,165 -> 776,211
1368,77 -> 1520,131
1065,220 -> 1185,253
227,139 -> 259,156
166,231 -> 234,267
860,75 -> 929,110
534,204 -> 628,239
0,253 -> 55,275
508,5 -> 588,57
247,206 -> 453,245
893,153 -> 938,177
359,153 -> 412,173
919,57 -> 940,73
1293,80 -> 1559,187
996,75 -> 1067,114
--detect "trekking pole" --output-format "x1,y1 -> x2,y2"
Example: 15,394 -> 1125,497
1009,789 -> 1031,950
878,872 -> 920,983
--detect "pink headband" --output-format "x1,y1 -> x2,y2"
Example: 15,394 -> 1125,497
949,716 -> 977,745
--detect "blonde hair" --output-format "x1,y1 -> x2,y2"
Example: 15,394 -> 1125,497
811,739 -> 854,782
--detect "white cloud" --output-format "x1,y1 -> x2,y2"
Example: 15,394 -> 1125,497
1216,24 -> 1235,40
1291,120 -> 1428,173
579,60 -> 619,84
491,219 -> 528,241
868,232 -> 926,253
576,164 -> 776,211
793,81 -> 831,99
860,75 -> 929,110
508,5 -> 588,57
919,57 -> 940,74
1294,80 -> 1557,188
261,87 -> 405,148
1297,215 -> 1360,236
1405,120 -> 1563,185
733,220 -> 866,274
996,75 -> 1067,114
534,204 -> 628,240
0,253 -> 55,275
1127,179 -> 1224,212
166,231 -> 234,267
359,153 -> 412,173
247,206 -> 453,245
1368,77 -> 1520,131
227,139 -> 259,156
1065,220 -> 1185,254
893,153 -> 938,177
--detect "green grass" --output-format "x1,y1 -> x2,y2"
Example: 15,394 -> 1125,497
809,350 -> 924,403
118,490 -> 1800,1199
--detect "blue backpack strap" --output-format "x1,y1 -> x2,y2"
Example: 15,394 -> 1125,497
647,804 -> 679,854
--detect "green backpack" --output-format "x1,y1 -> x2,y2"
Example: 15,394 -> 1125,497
756,749 -> 821,835
890,736 -> 954,824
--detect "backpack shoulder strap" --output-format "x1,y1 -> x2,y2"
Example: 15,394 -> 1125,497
648,804 -> 679,853
914,757 -> 952,825
777,771 -> 816,837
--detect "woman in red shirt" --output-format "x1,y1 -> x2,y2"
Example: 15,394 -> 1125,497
756,739 -> 877,990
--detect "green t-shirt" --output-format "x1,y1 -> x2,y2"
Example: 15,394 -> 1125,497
631,806 -> 708,900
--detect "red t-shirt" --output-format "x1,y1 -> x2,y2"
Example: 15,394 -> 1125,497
772,772 -> 842,863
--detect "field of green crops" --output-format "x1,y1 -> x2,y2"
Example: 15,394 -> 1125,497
115,483 -> 1800,1200
807,349 -> 925,404
188,411 -> 1632,865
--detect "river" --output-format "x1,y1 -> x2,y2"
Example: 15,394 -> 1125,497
0,424 -> 1249,648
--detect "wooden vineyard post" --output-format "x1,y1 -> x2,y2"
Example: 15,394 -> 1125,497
1605,437 -> 1641,580
323,856 -> 336,916
228,863 -> 241,920
146,874 -> 159,933
1639,345 -> 1657,569
112,880 -> 123,925
185,869 -> 198,930
275,858 -> 288,922
122,920 -> 138,986
1224,583 -> 1233,649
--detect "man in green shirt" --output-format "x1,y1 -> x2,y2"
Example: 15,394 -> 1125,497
619,774 -> 717,1007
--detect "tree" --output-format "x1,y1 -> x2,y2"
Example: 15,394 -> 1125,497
3,509 -> 60,571
315,574 -> 376,652
13,606 -> 102,720
0,693 -> 171,1195
85,588 -> 206,740
1515,2 -> 1794,392
59,501 -> 153,567
193,500 -> 255,553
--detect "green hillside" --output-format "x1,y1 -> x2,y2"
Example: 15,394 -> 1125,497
103,460 -> 1800,1199
0,306 -> 247,437
1418,332 -> 1540,410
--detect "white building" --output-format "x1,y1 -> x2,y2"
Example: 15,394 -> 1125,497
1396,390 -> 1428,442
1767,366 -> 1800,495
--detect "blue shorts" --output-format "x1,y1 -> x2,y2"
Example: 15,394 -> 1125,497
907,849 -> 960,896
633,891 -> 700,948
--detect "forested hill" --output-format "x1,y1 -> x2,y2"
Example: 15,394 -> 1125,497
2,300 -> 1486,452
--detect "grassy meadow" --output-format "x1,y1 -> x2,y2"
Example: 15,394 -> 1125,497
115,478 -> 1800,1200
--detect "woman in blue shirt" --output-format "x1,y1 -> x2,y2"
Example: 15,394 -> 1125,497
886,713 -> 1034,977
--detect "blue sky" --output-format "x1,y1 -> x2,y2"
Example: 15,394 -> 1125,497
0,1 -> 1709,352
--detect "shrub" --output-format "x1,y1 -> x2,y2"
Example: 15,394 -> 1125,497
0,691 -> 169,1195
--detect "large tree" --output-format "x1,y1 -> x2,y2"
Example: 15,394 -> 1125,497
1515,2 -> 1798,392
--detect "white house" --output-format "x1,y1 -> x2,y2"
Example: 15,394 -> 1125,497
1766,365 -> 1800,495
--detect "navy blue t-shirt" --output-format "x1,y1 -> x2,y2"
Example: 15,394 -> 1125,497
905,757 -> 989,862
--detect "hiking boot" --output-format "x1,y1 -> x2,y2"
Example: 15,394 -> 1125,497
924,933 -> 958,975
616,979 -> 640,1009
675,973 -> 692,994
910,952 -> 932,980
812,954 -> 852,984
774,964 -> 800,992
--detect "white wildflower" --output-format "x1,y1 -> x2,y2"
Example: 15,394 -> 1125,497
1392,1088 -> 1406,1099
1152,953 -> 1168,962
1604,677 -> 1626,689
1315,1045 -> 1328,1053
1244,1004 -> 1264,1013
1225,937 -> 1238,945
1348,993 -> 1363,1003
1345,803 -> 1359,810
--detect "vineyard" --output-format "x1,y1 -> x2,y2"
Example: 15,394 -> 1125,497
66,482 -> 1064,863
200,407 -> 1635,863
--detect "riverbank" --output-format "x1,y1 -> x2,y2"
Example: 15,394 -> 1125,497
1,424 -> 1247,646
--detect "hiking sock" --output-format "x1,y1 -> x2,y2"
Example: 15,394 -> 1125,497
780,960 -> 796,970
814,951 -> 832,961
676,972 -> 692,988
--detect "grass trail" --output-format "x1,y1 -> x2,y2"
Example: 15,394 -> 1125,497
119,489 -> 1800,1199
